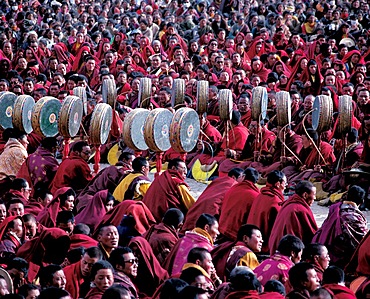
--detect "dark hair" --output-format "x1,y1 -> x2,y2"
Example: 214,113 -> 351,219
132,157 -> 148,172
56,210 -> 74,225
72,141 -> 89,153
38,287 -> 70,299
118,151 -> 135,162
231,110 -> 241,125
302,243 -> 325,262
39,264 -> 63,288
310,288 -> 333,299
163,208 -> 184,228
303,128 -> 318,142
85,247 -> 103,260
180,267 -> 204,285
230,268 -> 261,292
277,235 -> 304,256
195,213 -> 217,229
159,278 -> 188,299
322,266 -> 344,284
267,170 -> 286,185
11,178 -> 28,191
178,286 -> 208,299
102,285 -> 131,299
346,185 -> 365,206
73,223 -> 90,235
187,247 -> 210,263
90,260 -> 114,279
18,284 -> 39,298
237,224 -> 260,241
40,137 -> 58,151
295,181 -> 314,197
243,168 -> 259,184
7,257 -> 29,277
288,262 -> 315,289
6,199 -> 24,211
168,158 -> 185,169
347,128 -> 358,144
228,168 -> 244,178
59,189 -> 76,207
264,280 -> 286,295
108,247 -> 132,270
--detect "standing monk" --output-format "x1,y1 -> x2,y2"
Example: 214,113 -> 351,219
247,170 -> 286,253
269,180 -> 318,255
50,141 -> 93,195
143,159 -> 196,222
218,168 -> 260,241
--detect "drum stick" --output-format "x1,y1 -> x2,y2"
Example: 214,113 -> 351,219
278,123 -> 303,165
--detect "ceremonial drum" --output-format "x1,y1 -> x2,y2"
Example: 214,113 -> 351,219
73,87 -> 88,115
144,108 -> 173,152
31,97 -> 62,137
12,95 -> 35,134
312,95 -> 333,133
170,108 -> 200,153
276,91 -> 291,126
196,80 -> 208,115
251,86 -> 268,121
123,108 -> 150,151
138,78 -> 152,108
338,95 -> 353,135
219,89 -> 233,120
89,103 -> 113,145
171,78 -> 185,108
0,92 -> 17,129
58,96 -> 83,138
102,78 -> 117,107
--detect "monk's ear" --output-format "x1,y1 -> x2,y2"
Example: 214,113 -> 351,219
242,235 -> 249,244
195,259 -> 201,266
204,224 -> 209,232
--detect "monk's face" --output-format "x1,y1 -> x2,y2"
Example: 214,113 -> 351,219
302,269 -> 320,292
291,249 -> 303,264
81,253 -> 100,277
314,246 -> 330,270
205,222 -> 220,242
94,268 -> 114,291
302,187 -> 316,206
52,270 -> 66,289
122,252 -> 138,278
98,226 -> 119,250
197,252 -> 215,276
244,229 -> 263,252
24,220 -> 37,240
175,162 -> 187,180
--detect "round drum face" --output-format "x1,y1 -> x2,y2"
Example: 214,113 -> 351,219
123,108 -> 150,151
32,97 -> 62,137
13,95 -> 35,134
90,103 -> 113,145
0,92 -> 17,129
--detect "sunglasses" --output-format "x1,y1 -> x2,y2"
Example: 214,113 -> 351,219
124,258 -> 139,265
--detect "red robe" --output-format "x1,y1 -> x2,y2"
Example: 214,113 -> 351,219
224,290 -> 260,299
247,185 -> 284,253
219,180 -> 260,240
142,170 -> 190,222
50,153 -> 93,195
182,176 -> 238,232
240,111 -> 252,128
323,284 -> 356,299
268,194 -> 318,255
221,123 -> 250,151
202,121 -> 223,145
259,292 -> 285,299
64,261 -> 84,299
85,287 -> 104,299
69,234 -> 98,250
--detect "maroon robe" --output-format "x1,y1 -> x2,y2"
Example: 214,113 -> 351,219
221,123 -> 249,151
64,261 -> 84,299
182,176 -> 238,232
69,233 -> 98,250
268,194 -> 318,255
219,180 -> 260,240
247,184 -> 284,253
240,110 -> 252,129
323,284 -> 356,299
142,169 -> 190,222
50,153 -> 93,195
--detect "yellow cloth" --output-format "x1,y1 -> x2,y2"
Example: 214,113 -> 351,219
192,227 -> 214,246
238,251 -> 260,270
113,172 -> 151,202
0,138 -> 28,180
191,159 -> 218,182
178,183 -> 196,210
329,191 -> 345,203
182,263 -> 211,279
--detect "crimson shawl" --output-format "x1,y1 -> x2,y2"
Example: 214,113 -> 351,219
69,233 -> 98,250
182,176 -> 238,232
85,286 -> 104,299
304,141 -> 336,169
75,190 -> 109,231
220,123 -> 249,152
94,200 -> 155,237
128,236 -> 169,297
224,290 -> 260,299
272,60 -> 292,77
323,284 -> 356,299
268,194 -> 318,255
0,216 -> 18,240
64,261 -> 84,299
247,185 -> 284,253
286,56 -> 308,90
142,169 -> 189,222
259,292 -> 285,298
219,180 -> 260,240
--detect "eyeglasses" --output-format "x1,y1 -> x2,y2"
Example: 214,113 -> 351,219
124,258 -> 139,265
82,151 -> 91,155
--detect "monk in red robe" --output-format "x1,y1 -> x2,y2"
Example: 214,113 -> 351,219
247,170 -> 286,253
322,266 -> 356,299
238,95 -> 252,128
182,168 -> 244,232
268,181 -> 318,255
50,141 -> 93,195
143,159 -> 196,222
64,247 -> 103,299
220,111 -> 249,153
219,168 -> 260,241
143,208 -> 183,264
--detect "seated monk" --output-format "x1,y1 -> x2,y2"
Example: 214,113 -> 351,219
64,247 -> 103,299
254,235 -> 304,288
259,280 -> 286,298
143,208 -> 184,264
182,168 -> 244,233
96,225 -> 119,260
286,263 -> 320,299
164,214 -> 219,276
76,152 -> 134,212
24,182 -> 53,216
322,266 -> 356,299
218,168 -> 260,241
3,178 -> 32,205
50,141 -> 93,195
237,94 -> 252,128
22,213 -> 45,241
269,181 -> 318,255
282,129 -> 336,184
0,216 -> 25,262
143,159 -> 196,222
312,185 -> 368,268
211,224 -> 263,281
247,170 -> 286,253
302,244 -> 330,284
84,261 -> 114,299
113,157 -> 151,202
